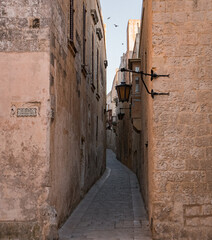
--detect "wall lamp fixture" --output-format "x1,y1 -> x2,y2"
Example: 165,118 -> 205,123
104,60 -> 108,69
115,82 -> 131,102
120,68 -> 170,99
117,107 -> 131,120
118,112 -> 125,120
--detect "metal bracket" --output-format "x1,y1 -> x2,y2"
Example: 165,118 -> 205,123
150,69 -> 170,81
120,68 -> 170,99
151,90 -> 170,99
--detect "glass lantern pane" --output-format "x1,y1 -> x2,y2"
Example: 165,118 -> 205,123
119,86 -> 126,101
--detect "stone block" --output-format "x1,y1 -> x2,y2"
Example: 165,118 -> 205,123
184,126 -> 196,138
195,136 -> 212,147
206,11 -> 212,21
182,182 -> 195,195
199,33 -> 212,45
185,205 -> 201,217
200,217 -> 212,226
206,171 -> 212,182
181,33 -> 198,45
194,183 -> 208,194
186,159 -> 199,171
202,205 -> 212,216
196,125 -> 211,137
206,147 -> 212,159
152,1 -> 166,12
208,182 -> 212,191
189,11 -> 206,21
185,217 -> 200,226
172,12 -> 188,23
153,12 -> 172,23
173,0 -> 186,12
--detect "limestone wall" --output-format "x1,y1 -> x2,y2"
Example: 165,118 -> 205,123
140,0 -> 212,239
48,0 -> 107,232
0,0 -> 106,239
0,1 -> 51,238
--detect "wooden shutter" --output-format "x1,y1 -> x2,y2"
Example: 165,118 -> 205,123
83,3 -> 86,65
97,48 -> 99,92
92,33 -> 94,82
70,0 -> 74,41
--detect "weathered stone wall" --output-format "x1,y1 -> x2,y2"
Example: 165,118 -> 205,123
49,0 -> 106,231
0,0 -> 106,239
140,0 -> 212,239
0,52 -> 51,240
139,0 -> 153,218
0,0 -> 50,52
106,73 -> 118,153
0,0 -> 52,239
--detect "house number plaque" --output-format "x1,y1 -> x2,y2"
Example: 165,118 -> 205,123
17,108 -> 37,117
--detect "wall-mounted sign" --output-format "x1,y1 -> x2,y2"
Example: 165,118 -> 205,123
17,108 -> 37,117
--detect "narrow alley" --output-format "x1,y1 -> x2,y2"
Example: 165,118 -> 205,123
59,150 -> 151,240
1,0 -> 212,239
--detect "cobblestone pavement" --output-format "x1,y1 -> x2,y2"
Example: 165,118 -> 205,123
59,149 -> 152,240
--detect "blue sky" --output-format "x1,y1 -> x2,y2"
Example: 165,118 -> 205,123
100,0 -> 142,93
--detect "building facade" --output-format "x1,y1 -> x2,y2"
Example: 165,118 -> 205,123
106,70 -> 119,153
113,20 -> 141,171
139,0 -> 212,239
0,0 -> 106,239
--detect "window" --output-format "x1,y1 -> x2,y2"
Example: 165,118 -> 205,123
69,0 -> 74,41
135,67 -> 140,72
96,116 -> 98,142
83,3 -> 86,65
96,48 -> 99,92
135,77 -> 140,93
92,33 -> 94,82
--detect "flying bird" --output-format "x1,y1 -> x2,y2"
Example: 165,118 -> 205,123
114,24 -> 119,27
107,17 -> 111,20
122,43 -> 124,45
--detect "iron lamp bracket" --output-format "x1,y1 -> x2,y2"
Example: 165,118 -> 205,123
120,68 -> 170,99
150,69 -> 170,81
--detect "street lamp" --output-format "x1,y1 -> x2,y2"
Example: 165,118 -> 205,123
115,82 -> 132,102
117,112 -> 125,120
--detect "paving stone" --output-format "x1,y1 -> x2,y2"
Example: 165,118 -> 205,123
59,149 -> 152,240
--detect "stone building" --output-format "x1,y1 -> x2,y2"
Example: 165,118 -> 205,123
110,0 -> 212,239
0,0 -> 106,239
106,70 -> 119,153
139,0 -> 212,239
112,20 -> 141,170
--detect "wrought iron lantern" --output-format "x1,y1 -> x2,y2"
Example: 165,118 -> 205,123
118,112 -> 125,120
115,82 -> 132,102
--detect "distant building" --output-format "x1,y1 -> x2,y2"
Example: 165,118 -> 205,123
0,0 -> 106,239
106,69 -> 119,152
107,20 -> 141,169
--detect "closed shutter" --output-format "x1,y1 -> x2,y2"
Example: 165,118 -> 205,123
97,48 -> 99,92
83,3 -> 86,64
92,33 -> 94,82
70,0 -> 74,41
